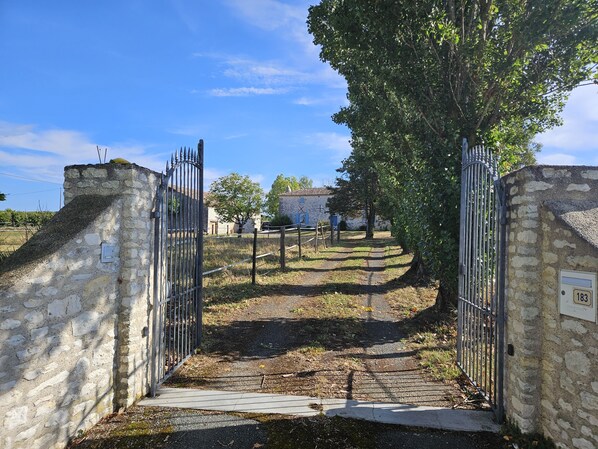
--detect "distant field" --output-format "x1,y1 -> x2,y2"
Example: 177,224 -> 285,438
0,227 -> 36,254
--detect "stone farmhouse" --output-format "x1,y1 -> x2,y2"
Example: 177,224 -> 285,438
278,187 -> 389,230
204,193 -> 260,235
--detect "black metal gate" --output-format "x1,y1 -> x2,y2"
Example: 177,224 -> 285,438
151,141 -> 204,395
457,139 -> 505,422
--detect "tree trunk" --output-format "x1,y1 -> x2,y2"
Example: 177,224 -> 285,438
435,279 -> 457,311
365,201 -> 375,239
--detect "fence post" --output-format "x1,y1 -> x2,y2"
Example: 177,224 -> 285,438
280,227 -> 286,269
330,223 -> 334,246
315,225 -> 318,253
252,228 -> 258,285
337,227 -> 340,242
298,225 -> 302,259
321,224 -> 327,249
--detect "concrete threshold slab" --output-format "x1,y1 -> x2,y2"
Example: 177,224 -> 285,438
139,388 -> 500,433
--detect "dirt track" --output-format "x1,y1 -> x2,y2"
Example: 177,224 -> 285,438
167,236 -> 465,408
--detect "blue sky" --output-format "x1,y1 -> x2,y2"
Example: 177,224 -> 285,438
0,1 -> 596,212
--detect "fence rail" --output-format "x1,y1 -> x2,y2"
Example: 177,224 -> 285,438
200,222 -> 338,284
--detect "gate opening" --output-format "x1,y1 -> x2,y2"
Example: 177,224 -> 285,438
151,141 -> 204,395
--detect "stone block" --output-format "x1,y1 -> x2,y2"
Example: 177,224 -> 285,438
581,170 -> 598,180
31,326 -> 49,341
4,405 -> 28,430
525,181 -> 553,192
553,239 -> 576,249
578,409 -> 598,427
84,233 -> 101,245
511,256 -> 539,268
72,311 -> 101,337
543,252 -> 558,264
581,392 -> 598,410
24,311 -> 44,326
564,351 -> 591,376
23,299 -> 43,308
27,370 -> 69,398
0,319 -> 21,330
566,184 -> 590,192
17,345 -> 42,362
572,438 -> 595,449
48,299 -> 67,318
15,424 -> 39,442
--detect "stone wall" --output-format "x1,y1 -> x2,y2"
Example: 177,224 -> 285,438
279,189 -> 389,230
503,165 -> 598,448
0,164 -> 159,449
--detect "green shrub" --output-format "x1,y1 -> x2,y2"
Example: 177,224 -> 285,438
270,214 -> 292,227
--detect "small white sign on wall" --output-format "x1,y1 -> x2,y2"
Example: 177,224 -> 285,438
559,270 -> 597,322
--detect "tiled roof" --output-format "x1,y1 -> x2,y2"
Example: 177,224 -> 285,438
279,188 -> 332,197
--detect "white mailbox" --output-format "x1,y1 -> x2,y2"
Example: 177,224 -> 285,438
559,270 -> 596,322
101,242 -> 118,263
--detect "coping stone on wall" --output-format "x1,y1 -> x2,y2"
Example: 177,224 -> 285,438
0,194 -> 120,288
544,200 -> 598,250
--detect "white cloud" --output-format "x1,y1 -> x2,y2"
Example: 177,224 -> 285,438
0,121 -> 221,187
307,132 -> 352,164
208,87 -> 288,97
191,2 -> 347,109
224,0 -> 318,58
536,152 -> 578,165
536,86 -> 598,165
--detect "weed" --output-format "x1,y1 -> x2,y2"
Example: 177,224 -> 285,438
501,420 -> 556,449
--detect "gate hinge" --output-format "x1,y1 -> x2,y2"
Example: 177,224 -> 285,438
151,210 -> 161,219
459,263 -> 465,275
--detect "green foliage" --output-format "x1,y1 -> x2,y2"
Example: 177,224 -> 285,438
265,174 -> 313,218
167,197 -> 181,215
0,209 -> 55,227
109,158 -> 131,164
270,214 -> 293,227
338,220 -> 347,231
0,192 -> 5,201
327,146 -> 380,239
207,173 -> 264,234
308,0 -> 597,307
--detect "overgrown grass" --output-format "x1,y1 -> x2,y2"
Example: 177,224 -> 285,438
0,227 -> 35,253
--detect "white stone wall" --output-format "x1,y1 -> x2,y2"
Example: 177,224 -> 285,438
279,192 -> 389,230
0,164 -> 160,449
279,193 -> 334,227
1,201 -> 122,449
503,166 -> 598,448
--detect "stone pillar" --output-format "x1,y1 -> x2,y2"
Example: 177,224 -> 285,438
64,163 -> 160,407
503,166 -> 598,433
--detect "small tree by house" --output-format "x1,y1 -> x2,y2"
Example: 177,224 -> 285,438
207,173 -> 264,236
265,174 -> 313,218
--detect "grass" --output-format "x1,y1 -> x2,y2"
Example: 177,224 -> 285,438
382,242 -> 463,383
0,227 -> 36,259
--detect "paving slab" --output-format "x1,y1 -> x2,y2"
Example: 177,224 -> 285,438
139,387 -> 500,433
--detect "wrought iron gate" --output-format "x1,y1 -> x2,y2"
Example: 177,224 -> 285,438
151,141 -> 204,395
457,139 -> 505,422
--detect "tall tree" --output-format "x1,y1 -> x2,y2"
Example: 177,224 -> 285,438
309,0 -> 597,308
327,145 -> 380,239
265,174 -> 313,218
207,173 -> 264,236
